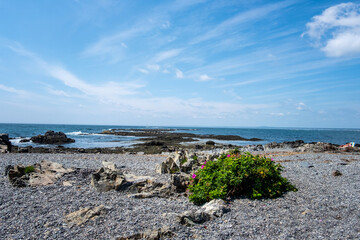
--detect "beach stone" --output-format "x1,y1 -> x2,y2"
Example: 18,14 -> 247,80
332,170 -> 342,176
116,226 -> 174,240
64,205 -> 109,226
0,133 -> 12,153
30,130 -> 75,145
177,199 -> 229,226
7,160 -> 74,187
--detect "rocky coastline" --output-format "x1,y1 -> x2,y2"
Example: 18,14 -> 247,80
1,130 -> 360,239
4,129 -> 360,154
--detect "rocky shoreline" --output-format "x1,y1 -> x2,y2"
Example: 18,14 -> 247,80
1,130 -> 360,239
1,149 -> 360,239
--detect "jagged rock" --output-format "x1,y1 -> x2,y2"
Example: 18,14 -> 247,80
264,140 -> 305,150
64,205 -> 109,226
90,162 -> 127,192
91,161 -> 155,193
116,226 -> 174,240
171,172 -> 190,193
0,133 -> 12,153
177,199 -> 229,226
30,130 -> 75,145
296,142 -> 338,152
155,151 -> 182,174
7,160 -> 74,187
241,144 -> 264,152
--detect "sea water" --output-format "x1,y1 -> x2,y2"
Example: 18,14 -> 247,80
0,123 -> 359,149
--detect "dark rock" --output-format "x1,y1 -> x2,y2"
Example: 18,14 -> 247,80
265,140 -> 305,150
19,139 -> 30,143
332,170 -> 342,176
30,130 -> 75,145
0,133 -> 12,153
206,141 -> 215,145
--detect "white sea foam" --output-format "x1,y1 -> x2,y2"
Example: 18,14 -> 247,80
66,131 -> 89,136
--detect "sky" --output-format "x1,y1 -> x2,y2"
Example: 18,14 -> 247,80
0,0 -> 360,128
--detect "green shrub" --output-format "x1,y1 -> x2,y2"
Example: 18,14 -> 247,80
24,165 -> 35,174
188,151 -> 297,205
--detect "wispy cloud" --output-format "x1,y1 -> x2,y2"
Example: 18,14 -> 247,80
8,44 -> 270,119
191,0 -> 296,44
0,84 -> 27,95
153,48 -> 182,62
175,68 -> 184,78
82,25 -> 149,63
303,2 -> 360,57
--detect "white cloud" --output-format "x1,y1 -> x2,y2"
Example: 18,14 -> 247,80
8,44 -> 272,121
47,88 -> 70,97
0,84 -> 27,95
175,69 -> 184,78
153,49 -> 182,62
303,2 -> 360,57
296,102 -> 308,111
82,26 -> 148,63
197,74 -> 213,82
146,64 -> 160,71
191,0 -> 296,44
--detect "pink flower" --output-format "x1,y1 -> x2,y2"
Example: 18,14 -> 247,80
271,158 -> 274,161
201,165 -> 204,169
192,174 -> 196,179
227,154 -> 231,157
204,161 -> 207,164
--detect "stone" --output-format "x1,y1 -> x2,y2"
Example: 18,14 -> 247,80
116,226 -> 174,240
90,166 -> 126,192
7,160 -> 74,187
91,161 -> 155,193
30,130 -> 75,145
0,133 -> 12,153
177,199 -> 229,226
171,172 -> 190,193
332,170 -> 342,176
64,205 -> 108,226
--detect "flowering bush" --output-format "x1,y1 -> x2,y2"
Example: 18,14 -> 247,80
188,151 -> 297,205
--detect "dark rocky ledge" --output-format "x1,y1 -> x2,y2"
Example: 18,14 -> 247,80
30,130 -> 75,145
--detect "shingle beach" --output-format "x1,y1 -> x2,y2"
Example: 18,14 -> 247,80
1,151 -> 359,239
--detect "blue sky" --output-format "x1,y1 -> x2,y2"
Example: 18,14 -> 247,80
0,0 -> 360,128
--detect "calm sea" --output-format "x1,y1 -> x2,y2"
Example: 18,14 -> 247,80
0,123 -> 359,149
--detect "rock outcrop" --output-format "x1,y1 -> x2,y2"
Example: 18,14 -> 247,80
177,199 -> 229,226
64,205 -> 109,226
0,133 -> 12,153
30,130 -> 75,145
7,160 -> 74,187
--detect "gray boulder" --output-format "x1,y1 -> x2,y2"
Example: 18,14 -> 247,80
177,199 -> 229,226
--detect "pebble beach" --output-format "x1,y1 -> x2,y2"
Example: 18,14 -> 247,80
1,150 -> 359,240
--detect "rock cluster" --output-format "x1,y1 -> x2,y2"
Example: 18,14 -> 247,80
0,133 -> 12,153
30,130 -> 75,145
6,160 -> 74,187
155,150 -> 225,175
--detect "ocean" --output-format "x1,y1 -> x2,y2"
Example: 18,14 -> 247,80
1,123 -> 359,149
